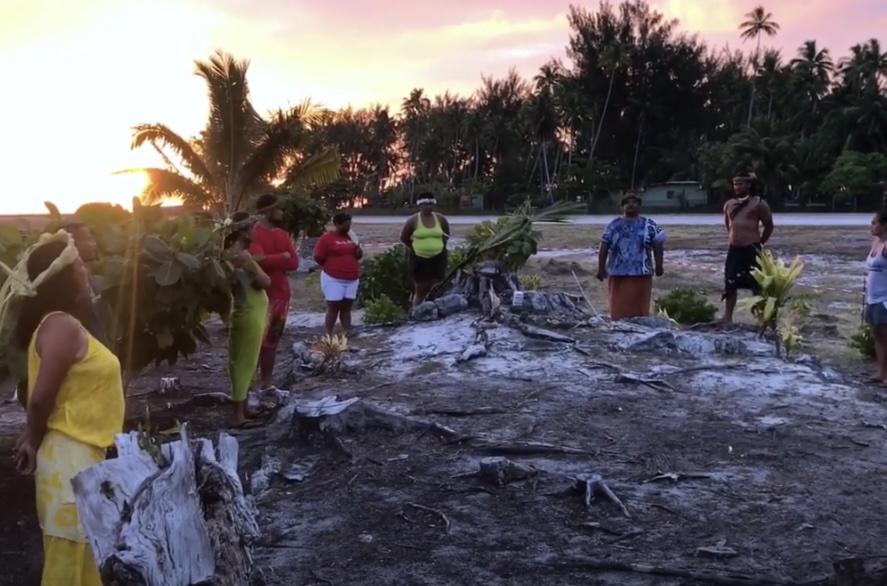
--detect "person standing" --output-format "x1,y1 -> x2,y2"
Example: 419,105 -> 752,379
721,171 -> 774,327
314,213 -> 362,337
225,211 -> 271,427
249,194 -> 298,392
399,194 -> 450,307
5,232 -> 125,586
15,223 -> 105,407
596,192 -> 667,320
864,209 -> 887,383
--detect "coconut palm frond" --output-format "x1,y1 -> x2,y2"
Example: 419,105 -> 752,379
131,123 -> 214,185
194,50 -> 263,181
119,167 -> 212,207
285,99 -> 331,130
284,148 -> 341,188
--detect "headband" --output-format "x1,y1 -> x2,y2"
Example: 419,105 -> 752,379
0,229 -> 81,333
417,198 -> 436,205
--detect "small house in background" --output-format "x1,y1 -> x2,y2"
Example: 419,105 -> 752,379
459,194 -> 484,210
611,181 -> 707,209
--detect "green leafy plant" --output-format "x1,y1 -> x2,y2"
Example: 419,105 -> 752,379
746,250 -> 805,357
0,199 -> 252,382
73,202 -> 133,229
747,251 -> 804,331
520,274 -> 542,290
363,294 -> 408,325
279,189 -> 329,240
356,245 -> 412,309
97,204 -> 251,377
654,287 -> 717,325
850,325 -> 876,359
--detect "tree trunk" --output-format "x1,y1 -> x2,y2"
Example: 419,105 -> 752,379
631,114 -> 646,189
587,70 -> 616,166
747,36 -> 761,127
72,424 -> 259,586
541,142 -> 552,199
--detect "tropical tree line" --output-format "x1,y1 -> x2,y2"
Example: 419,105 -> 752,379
131,1 -> 887,213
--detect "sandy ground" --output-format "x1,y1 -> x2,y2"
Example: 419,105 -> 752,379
0,223 -> 879,585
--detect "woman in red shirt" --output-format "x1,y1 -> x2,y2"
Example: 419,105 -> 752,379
313,213 -> 362,336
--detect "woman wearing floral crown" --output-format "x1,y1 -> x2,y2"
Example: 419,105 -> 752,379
0,230 -> 125,585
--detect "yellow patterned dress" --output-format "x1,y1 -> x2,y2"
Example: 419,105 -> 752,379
27,312 -> 125,586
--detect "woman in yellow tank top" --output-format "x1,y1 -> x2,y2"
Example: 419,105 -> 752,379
1,231 -> 124,586
399,193 -> 451,307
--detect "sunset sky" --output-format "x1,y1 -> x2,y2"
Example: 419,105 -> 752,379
1,0 -> 885,215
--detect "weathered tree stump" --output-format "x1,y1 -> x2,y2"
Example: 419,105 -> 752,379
71,424 -> 259,586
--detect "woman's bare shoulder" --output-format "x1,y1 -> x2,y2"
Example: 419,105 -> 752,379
39,312 -> 80,332
35,312 -> 84,348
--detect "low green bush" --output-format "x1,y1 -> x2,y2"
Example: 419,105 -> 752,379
654,287 -> 717,325
849,325 -> 875,359
363,294 -> 408,325
357,245 -> 411,309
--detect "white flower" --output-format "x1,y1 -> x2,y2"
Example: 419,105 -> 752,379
223,217 -> 233,227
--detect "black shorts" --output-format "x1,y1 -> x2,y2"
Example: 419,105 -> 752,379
409,250 -> 447,284
723,244 -> 763,297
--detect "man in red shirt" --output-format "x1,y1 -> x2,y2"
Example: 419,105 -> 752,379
313,212 -> 362,336
249,194 -> 298,392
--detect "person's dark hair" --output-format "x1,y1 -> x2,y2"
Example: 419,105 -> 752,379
874,208 -> 887,226
224,211 -> 253,249
13,240 -> 91,350
255,193 -> 279,213
332,212 -> 352,226
417,192 -> 435,201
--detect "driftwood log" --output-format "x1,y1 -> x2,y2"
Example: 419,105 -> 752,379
71,424 -> 260,586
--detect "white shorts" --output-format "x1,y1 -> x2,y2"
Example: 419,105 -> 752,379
321,271 -> 359,302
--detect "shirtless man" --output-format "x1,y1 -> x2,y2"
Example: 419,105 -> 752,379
721,171 -> 774,327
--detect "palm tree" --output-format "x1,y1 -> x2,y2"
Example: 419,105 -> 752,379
587,45 -> 628,166
119,50 -> 340,215
739,6 -> 780,126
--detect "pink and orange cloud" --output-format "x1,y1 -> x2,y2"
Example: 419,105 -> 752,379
0,0 -> 883,213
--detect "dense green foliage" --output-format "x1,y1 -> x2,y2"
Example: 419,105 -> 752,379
654,288 -> 718,325
356,246 -> 413,309
279,189 -> 330,240
0,202 -> 251,382
284,2 -> 887,211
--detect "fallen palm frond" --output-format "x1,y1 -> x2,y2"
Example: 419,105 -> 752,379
430,199 -> 583,298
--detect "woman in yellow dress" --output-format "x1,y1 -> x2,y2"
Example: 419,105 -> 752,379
1,230 -> 124,586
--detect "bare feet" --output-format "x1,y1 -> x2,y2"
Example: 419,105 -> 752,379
870,374 -> 885,383
718,318 -> 734,330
